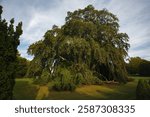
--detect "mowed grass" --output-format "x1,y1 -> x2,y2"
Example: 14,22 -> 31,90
13,77 -> 150,100
13,78 -> 39,100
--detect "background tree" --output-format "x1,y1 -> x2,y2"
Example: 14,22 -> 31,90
15,55 -> 30,78
126,57 -> 142,75
0,5 -> 22,99
139,60 -> 150,76
126,57 -> 150,76
27,5 -> 130,90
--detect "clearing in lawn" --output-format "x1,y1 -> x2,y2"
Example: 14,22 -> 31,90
13,77 -> 150,100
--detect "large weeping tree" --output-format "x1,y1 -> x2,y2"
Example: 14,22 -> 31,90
27,5 -> 130,90
0,6 -> 23,99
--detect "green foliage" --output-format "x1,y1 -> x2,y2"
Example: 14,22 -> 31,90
136,79 -> 150,99
53,67 -> 76,91
41,69 -> 51,81
32,68 -> 51,85
126,57 -> 142,75
15,56 -> 30,78
139,60 -> 150,76
27,5 -> 130,91
53,81 -> 76,91
126,57 -> 150,76
0,6 -> 22,99
26,58 -> 42,78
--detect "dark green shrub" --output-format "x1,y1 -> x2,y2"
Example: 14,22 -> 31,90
40,69 -> 51,82
74,73 -> 83,85
53,81 -> 76,91
53,81 -> 62,91
139,61 -> 150,76
52,67 -> 76,91
136,79 -> 150,100
33,69 -> 51,85
72,64 -> 102,85
15,56 -> 30,78
0,6 -> 22,99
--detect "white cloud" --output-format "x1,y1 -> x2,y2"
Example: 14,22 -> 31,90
22,0 -> 94,44
18,47 -> 33,60
100,0 -> 150,60
1,0 -> 150,60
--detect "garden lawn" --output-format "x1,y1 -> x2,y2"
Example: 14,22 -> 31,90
13,77 -> 150,100
13,78 -> 39,100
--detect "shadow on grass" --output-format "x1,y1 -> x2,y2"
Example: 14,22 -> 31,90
13,80 -> 39,100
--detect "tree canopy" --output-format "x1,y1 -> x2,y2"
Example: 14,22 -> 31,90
0,5 -> 23,99
15,54 -> 30,78
27,5 -> 130,90
126,57 -> 150,76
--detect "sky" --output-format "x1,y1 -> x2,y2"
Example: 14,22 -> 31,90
0,0 -> 150,60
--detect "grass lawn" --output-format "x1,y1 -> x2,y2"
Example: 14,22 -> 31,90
13,76 -> 150,100
13,78 -> 39,100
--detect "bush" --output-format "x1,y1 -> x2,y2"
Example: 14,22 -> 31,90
33,69 -> 51,85
52,67 -> 76,91
136,79 -> 150,99
139,61 -> 150,76
15,56 -> 30,78
72,64 -> 103,85
53,81 -> 76,91
40,69 -> 51,82
74,73 -> 83,85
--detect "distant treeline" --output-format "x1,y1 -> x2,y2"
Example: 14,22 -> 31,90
15,54 -> 30,78
126,57 -> 150,76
